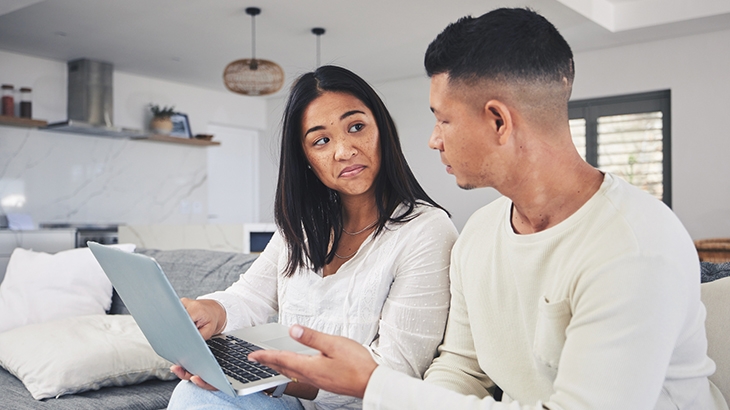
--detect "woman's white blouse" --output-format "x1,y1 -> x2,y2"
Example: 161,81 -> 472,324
201,203 -> 458,409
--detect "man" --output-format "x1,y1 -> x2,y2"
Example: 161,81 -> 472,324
251,8 -> 728,409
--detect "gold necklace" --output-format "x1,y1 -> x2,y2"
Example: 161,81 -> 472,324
334,248 -> 357,259
342,219 -> 378,236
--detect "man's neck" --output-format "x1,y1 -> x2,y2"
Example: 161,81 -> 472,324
508,158 -> 604,235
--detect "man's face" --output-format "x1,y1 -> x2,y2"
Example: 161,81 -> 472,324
428,73 -> 498,190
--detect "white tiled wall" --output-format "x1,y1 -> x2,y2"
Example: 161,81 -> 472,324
0,126 -> 208,227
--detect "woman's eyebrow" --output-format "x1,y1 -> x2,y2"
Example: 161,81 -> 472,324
304,125 -> 325,137
340,110 -> 365,120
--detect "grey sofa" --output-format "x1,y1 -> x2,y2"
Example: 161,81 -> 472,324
1,249 -> 727,410
0,248 -> 258,410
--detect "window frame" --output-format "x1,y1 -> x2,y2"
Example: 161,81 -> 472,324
568,90 -> 672,207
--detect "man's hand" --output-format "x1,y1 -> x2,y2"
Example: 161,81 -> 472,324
248,325 -> 377,399
180,298 -> 226,340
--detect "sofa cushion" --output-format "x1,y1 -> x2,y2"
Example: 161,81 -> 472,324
702,275 -> 730,404
0,365 -> 176,410
0,314 -> 176,400
110,249 -> 257,314
0,244 -> 135,333
702,261 -> 730,283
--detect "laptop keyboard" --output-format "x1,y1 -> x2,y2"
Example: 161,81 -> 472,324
207,335 -> 280,384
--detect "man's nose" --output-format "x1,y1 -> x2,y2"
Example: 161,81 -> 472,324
428,127 -> 442,151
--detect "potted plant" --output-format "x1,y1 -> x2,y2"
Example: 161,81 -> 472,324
149,104 -> 176,135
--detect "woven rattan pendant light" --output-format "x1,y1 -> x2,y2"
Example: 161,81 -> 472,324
223,7 -> 284,96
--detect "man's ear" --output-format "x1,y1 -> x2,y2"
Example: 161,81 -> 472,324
484,100 -> 513,146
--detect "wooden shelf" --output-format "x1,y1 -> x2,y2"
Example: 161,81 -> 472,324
0,115 -> 48,128
0,118 -> 219,147
134,134 -> 220,146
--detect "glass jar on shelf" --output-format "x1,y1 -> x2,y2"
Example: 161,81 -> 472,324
19,87 -> 32,119
1,84 -> 14,117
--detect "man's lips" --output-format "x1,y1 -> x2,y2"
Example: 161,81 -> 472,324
339,165 -> 365,178
445,165 -> 453,174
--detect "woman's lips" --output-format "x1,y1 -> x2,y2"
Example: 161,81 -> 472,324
340,165 -> 365,178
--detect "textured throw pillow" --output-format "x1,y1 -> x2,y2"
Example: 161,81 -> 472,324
0,314 -> 176,400
0,244 -> 135,333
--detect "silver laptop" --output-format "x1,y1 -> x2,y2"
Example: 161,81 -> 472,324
88,241 -> 316,397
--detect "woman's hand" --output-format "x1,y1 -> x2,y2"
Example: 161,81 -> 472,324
170,364 -> 219,390
249,324 -> 377,399
180,298 -> 227,340
170,298 -> 227,389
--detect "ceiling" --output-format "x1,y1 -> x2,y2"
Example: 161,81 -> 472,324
1,0 -> 729,97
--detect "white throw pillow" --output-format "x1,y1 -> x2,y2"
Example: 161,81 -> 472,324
0,314 -> 176,400
0,244 -> 135,333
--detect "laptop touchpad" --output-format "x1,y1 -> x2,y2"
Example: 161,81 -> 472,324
264,336 -> 310,352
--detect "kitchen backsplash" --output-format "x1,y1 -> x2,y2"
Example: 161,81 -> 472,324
0,126 -> 207,227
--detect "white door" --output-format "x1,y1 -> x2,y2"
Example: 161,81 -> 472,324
206,124 -> 259,224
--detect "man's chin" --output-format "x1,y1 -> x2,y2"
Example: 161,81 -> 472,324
457,182 -> 477,191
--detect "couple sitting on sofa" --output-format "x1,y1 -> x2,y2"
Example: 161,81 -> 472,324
170,8 -> 727,410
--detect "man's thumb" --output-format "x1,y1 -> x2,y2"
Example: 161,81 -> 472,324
290,324 -> 330,352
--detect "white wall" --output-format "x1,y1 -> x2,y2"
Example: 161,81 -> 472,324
258,96 -> 287,224
369,28 -> 730,238
0,50 -> 268,227
206,124 -> 259,224
570,29 -> 730,240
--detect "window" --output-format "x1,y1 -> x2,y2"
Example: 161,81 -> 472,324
569,90 -> 671,207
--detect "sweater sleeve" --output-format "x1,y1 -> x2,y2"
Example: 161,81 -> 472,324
422,241 -> 495,396
198,231 -> 283,331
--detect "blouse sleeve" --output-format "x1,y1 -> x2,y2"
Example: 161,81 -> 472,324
365,208 -> 459,378
198,231 -> 284,332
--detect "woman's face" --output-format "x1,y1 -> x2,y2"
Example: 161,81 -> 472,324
301,91 -> 381,199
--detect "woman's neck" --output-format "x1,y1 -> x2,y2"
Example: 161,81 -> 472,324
340,194 -> 379,232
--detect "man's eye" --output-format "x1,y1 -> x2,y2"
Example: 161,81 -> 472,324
314,137 -> 330,146
348,123 -> 364,133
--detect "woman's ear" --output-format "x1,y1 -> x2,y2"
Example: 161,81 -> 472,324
484,100 -> 513,146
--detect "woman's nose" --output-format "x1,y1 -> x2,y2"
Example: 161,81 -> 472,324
334,138 -> 357,160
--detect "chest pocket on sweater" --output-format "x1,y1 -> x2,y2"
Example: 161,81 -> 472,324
533,296 -> 572,378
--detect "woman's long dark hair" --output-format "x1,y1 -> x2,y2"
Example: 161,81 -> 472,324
275,65 -> 447,276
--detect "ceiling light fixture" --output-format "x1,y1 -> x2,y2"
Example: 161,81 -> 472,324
311,27 -> 325,68
223,7 -> 284,96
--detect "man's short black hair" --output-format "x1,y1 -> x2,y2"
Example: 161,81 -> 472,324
425,8 -> 574,86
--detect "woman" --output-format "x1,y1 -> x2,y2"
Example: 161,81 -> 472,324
167,65 -> 458,410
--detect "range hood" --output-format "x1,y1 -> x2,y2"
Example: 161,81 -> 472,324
44,59 -> 145,138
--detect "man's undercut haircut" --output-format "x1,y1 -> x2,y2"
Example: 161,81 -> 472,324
424,8 -> 574,88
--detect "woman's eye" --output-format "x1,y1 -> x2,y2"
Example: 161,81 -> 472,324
348,123 -> 364,133
314,136 -> 330,146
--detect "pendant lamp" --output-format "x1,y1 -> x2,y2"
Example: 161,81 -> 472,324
311,27 -> 325,67
223,7 -> 284,96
